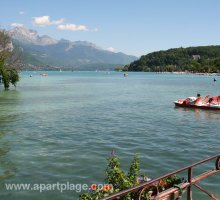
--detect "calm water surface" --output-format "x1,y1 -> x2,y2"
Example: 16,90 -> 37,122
0,71 -> 219,200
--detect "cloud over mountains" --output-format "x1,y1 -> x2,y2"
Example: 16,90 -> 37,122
32,15 -> 96,32
32,16 -> 64,26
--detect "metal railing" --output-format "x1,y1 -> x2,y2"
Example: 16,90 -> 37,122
101,154 -> 220,200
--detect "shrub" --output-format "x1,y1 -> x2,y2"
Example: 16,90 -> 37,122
79,152 -> 182,200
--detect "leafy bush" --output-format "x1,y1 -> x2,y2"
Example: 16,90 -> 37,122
79,152 -> 182,200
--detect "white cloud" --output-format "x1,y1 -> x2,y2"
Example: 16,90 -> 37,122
32,15 -> 97,32
57,24 -> 88,31
32,16 -> 50,26
19,11 -> 25,15
11,23 -> 24,27
32,16 -> 64,26
106,47 -> 116,52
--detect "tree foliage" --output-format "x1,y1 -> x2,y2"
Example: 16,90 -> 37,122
0,30 -> 20,89
123,45 -> 220,73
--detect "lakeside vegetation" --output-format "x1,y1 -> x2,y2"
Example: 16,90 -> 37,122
80,152 -> 182,200
118,45 -> 220,73
0,30 -> 20,89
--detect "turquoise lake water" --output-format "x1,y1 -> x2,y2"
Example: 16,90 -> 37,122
0,71 -> 219,200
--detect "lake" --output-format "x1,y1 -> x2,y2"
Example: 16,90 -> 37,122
0,71 -> 219,200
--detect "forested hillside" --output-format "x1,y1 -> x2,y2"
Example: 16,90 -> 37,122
122,46 -> 220,73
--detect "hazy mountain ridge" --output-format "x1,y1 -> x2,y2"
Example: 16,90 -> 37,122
9,26 -> 137,70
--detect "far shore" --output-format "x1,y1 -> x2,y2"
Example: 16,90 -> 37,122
20,70 -> 220,76
156,71 -> 220,76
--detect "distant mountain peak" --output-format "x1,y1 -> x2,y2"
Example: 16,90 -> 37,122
9,26 -> 58,46
7,26 -> 138,70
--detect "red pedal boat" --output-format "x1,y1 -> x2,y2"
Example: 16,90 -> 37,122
174,95 -> 220,110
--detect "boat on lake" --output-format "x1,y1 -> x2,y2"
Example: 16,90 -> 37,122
174,94 -> 220,110
41,73 -> 48,76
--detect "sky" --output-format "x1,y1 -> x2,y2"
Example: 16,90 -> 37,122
1,0 -> 220,57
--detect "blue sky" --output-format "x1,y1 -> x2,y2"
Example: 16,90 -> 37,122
1,0 -> 220,56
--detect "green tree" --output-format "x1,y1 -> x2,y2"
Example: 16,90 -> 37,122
0,30 -> 20,90
125,45 -> 220,73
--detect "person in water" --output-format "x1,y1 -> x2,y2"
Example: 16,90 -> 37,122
214,78 -> 217,82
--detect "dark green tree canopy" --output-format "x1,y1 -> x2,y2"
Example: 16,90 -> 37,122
0,30 -> 20,89
123,45 -> 220,73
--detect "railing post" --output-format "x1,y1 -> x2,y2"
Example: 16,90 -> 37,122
100,154 -> 220,200
187,167 -> 193,200
216,157 -> 220,170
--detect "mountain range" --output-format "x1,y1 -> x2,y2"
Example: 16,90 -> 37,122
9,26 -> 137,70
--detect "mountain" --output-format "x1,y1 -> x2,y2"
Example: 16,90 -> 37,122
9,26 -> 58,46
123,46 -> 220,73
9,26 -> 137,70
